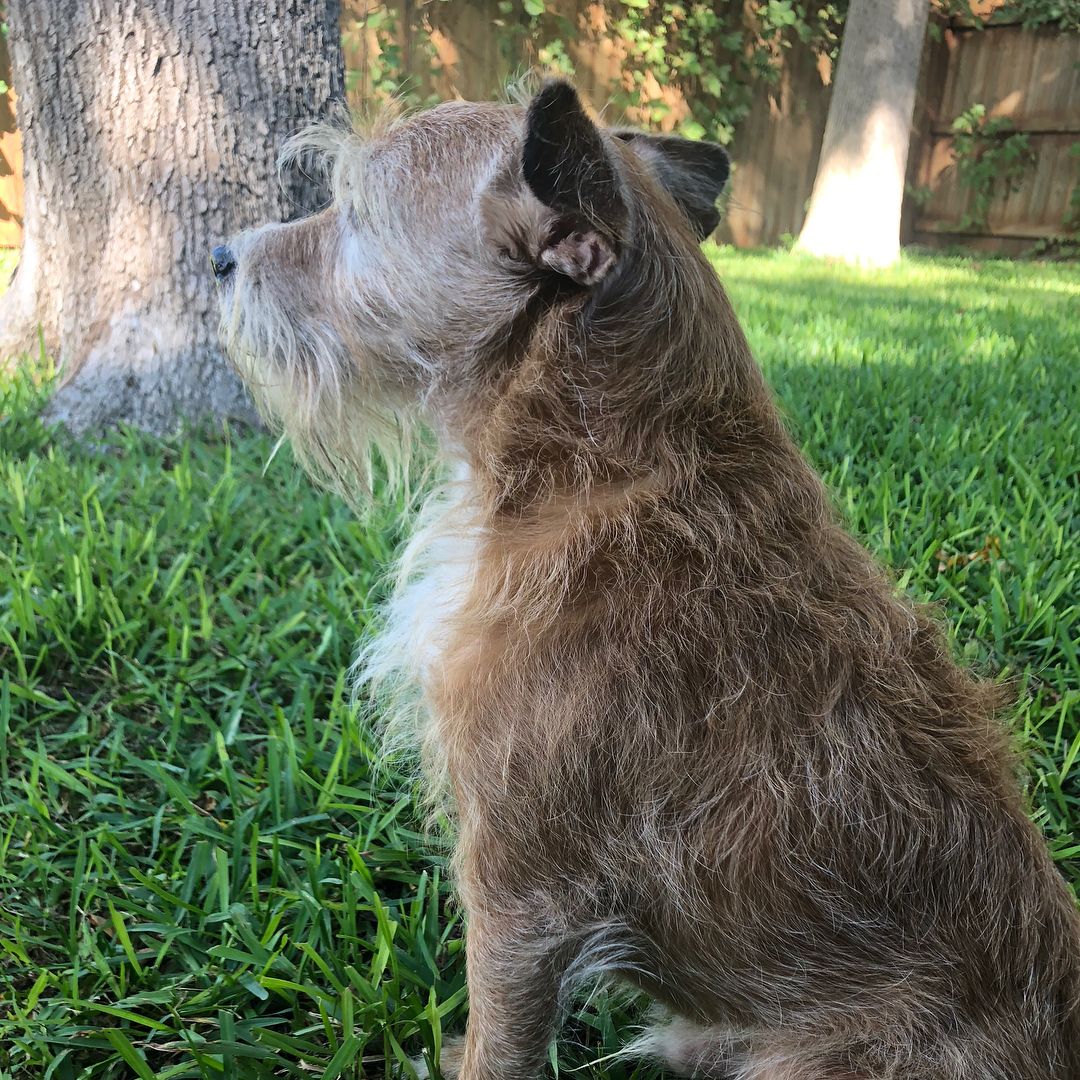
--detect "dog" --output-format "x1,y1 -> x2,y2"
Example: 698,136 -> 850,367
215,81 -> 1080,1079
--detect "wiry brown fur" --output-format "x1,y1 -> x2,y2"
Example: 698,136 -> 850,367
217,83 -> 1080,1080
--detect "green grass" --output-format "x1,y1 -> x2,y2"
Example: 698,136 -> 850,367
1,248 -> 1078,1079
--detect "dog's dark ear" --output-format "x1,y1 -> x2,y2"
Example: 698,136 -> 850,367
522,81 -> 627,286
613,131 -> 729,240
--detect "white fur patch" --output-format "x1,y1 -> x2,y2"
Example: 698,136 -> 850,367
353,462 -> 481,775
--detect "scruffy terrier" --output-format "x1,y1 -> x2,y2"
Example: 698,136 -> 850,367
215,82 -> 1080,1079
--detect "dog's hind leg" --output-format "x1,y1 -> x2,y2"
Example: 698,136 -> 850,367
450,907 -> 573,1080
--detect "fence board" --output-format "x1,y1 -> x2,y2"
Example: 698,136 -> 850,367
936,26 -> 1080,133
718,46 -> 832,247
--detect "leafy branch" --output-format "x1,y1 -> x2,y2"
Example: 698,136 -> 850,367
951,104 -> 1036,231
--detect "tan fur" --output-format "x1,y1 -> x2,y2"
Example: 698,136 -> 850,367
217,86 -> 1080,1080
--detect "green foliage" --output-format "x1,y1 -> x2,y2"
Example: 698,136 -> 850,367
2,251 -> 1080,1077
1028,235 -> 1080,258
950,104 -> 1036,231
936,0 -> 1080,32
904,181 -> 934,210
349,0 -> 844,147
1001,0 -> 1080,33
342,3 -> 443,110
510,0 -> 846,144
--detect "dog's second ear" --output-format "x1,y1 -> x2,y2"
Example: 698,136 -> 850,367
522,81 -> 627,286
613,132 -> 729,240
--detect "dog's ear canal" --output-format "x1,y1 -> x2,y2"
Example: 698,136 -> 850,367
522,81 -> 628,287
613,131 -> 729,241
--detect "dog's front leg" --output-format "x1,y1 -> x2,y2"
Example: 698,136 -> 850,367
447,904 -> 567,1080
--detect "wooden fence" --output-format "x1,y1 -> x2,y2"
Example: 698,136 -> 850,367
0,31 -> 23,248
711,18 -> 1080,250
340,0 -> 690,123
2,5 -> 1078,252
716,45 -> 834,248
910,23 -> 1080,253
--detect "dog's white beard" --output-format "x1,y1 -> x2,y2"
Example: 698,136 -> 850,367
219,283 -> 415,503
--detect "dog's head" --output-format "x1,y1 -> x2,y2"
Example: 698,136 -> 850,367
215,81 -> 729,490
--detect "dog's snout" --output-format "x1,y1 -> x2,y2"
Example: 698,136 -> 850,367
210,245 -> 237,281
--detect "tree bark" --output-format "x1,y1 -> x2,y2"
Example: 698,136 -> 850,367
1,0 -> 343,434
796,0 -> 929,268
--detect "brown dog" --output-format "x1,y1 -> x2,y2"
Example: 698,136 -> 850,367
216,81 -> 1080,1079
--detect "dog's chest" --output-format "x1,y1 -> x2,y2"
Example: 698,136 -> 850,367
357,476 -> 481,742
384,521 -> 478,687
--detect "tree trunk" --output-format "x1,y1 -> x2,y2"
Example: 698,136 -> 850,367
1,0 -> 343,434
796,0 -> 929,268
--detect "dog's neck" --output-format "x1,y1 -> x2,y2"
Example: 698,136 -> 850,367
457,228 -> 798,522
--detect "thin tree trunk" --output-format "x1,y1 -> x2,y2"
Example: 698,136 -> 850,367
1,0 -> 343,434
796,0 -> 929,267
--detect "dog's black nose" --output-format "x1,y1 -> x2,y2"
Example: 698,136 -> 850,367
210,245 -> 237,280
